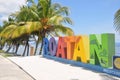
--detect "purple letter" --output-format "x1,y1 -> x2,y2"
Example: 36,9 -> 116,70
49,37 -> 57,56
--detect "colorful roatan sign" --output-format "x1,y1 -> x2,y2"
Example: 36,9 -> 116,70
43,33 -> 115,68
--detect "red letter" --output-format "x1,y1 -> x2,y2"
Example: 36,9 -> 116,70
56,37 -> 67,59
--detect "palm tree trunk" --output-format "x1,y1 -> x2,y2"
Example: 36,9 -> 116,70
39,38 -> 44,55
0,44 -> 4,50
34,41 -> 38,55
34,37 -> 40,55
0,45 -> 2,50
22,42 -> 27,56
39,29 -> 45,55
27,43 -> 29,56
14,43 -> 20,55
6,44 -> 12,53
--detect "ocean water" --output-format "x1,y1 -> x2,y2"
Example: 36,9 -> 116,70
115,43 -> 120,56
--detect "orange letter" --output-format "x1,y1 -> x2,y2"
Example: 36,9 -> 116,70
64,36 -> 75,60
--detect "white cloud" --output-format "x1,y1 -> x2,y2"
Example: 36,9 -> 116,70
0,0 -> 26,24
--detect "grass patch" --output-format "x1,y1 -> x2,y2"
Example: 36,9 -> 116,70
0,50 -> 14,57
0,50 -> 5,53
1,53 -> 14,57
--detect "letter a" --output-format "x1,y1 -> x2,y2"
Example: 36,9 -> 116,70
73,36 -> 89,63
56,37 -> 67,59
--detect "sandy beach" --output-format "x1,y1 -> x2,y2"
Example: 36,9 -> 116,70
8,55 -> 120,80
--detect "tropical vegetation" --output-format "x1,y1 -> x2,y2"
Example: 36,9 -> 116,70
114,9 -> 120,33
0,0 -> 74,56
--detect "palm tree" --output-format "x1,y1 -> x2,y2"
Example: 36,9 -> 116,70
114,9 -> 120,32
0,22 -> 29,55
6,22 -> 41,56
10,0 -> 74,55
11,22 -> 42,56
0,24 -> 17,52
10,5 -> 42,55
0,17 -> 20,53
0,26 -> 4,50
27,0 -> 74,55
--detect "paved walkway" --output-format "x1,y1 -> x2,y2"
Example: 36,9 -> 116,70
8,56 -> 120,80
0,55 -> 34,80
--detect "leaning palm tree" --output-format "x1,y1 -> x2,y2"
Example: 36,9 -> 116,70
0,22 -> 30,55
114,9 -> 120,32
0,24 -> 18,52
11,5 -> 43,55
11,0 -> 74,55
0,17 -> 20,53
10,22 -> 42,56
0,26 -> 5,50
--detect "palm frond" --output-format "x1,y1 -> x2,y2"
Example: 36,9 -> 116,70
53,25 -> 74,36
48,15 -> 73,25
39,0 -> 51,18
51,3 -> 69,16
114,9 -> 120,33
0,25 -> 17,39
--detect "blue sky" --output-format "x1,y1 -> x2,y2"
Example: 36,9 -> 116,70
0,0 -> 120,42
51,0 -> 120,42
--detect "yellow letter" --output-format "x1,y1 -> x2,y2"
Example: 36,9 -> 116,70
73,36 -> 89,63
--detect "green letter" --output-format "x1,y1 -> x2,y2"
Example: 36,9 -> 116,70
90,33 -> 115,68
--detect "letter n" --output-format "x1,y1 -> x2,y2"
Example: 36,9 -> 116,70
90,33 -> 115,68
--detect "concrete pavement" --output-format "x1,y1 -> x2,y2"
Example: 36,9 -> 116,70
8,56 -> 120,80
0,55 -> 34,80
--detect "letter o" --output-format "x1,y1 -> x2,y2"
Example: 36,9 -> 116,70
49,37 -> 57,56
